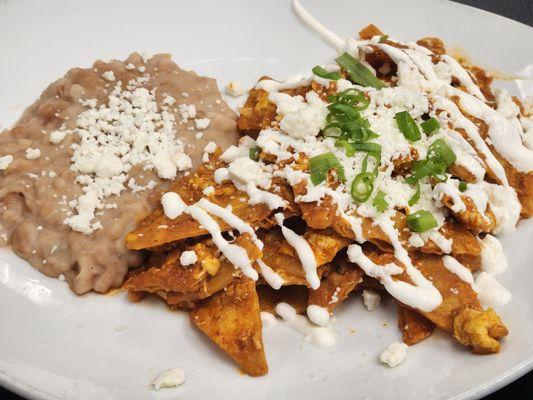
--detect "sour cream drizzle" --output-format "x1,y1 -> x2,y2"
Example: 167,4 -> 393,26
292,0 -> 344,52
161,192 -> 259,280
442,255 -> 476,288
257,259 -> 284,289
196,198 -> 263,250
186,205 -> 259,280
347,244 -> 442,312
275,302 -> 337,347
274,213 -> 320,289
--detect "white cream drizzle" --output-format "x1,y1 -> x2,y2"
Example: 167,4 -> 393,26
347,244 -> 442,312
292,0 -> 344,52
274,213 -> 320,289
451,88 -> 533,172
257,259 -> 284,290
160,192 -> 258,281
196,198 -> 263,250
478,234 -> 508,276
475,272 -> 512,308
432,95 -> 509,185
260,311 -> 278,328
440,55 -> 486,101
306,304 -> 330,327
186,205 -> 259,280
442,255 -> 476,289
275,302 -> 337,347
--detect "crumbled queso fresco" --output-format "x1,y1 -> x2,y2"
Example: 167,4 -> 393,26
59,79 -> 193,234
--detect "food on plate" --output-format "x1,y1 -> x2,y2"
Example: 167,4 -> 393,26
123,14 -> 533,374
1,0 -> 532,381
0,53 -> 237,293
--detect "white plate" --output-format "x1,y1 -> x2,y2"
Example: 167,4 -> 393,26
1,1 -> 533,399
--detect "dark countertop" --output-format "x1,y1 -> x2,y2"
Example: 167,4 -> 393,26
1,0 -> 532,399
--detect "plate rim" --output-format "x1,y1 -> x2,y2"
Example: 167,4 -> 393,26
1,0 -> 532,399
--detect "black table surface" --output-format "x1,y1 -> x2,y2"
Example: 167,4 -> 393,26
1,0 -> 532,399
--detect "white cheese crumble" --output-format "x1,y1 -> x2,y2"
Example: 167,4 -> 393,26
269,91 -> 327,139
362,289 -> 381,311
0,155 -> 13,170
102,71 -> 116,82
227,157 -> 270,187
163,94 -> 176,106
25,147 -> 41,160
225,80 -> 246,97
61,77 -> 191,234
178,104 -> 197,123
379,342 -> 408,368
194,117 -> 211,130
408,233 -> 425,248
49,129 -> 68,144
180,250 -> 198,266
150,368 -> 186,390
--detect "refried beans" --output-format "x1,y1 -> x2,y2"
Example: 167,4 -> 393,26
0,53 -> 239,294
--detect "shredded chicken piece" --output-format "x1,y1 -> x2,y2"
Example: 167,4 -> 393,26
453,307 -> 508,354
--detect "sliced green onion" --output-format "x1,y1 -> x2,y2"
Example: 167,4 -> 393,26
334,89 -> 370,110
395,111 -> 421,142
406,210 -> 438,232
405,139 -> 457,186
249,146 -> 260,162
406,158 -> 445,186
312,65 -> 342,80
373,190 -> 389,212
351,172 -> 375,203
335,140 -> 355,156
361,154 -> 369,174
309,152 -> 346,185
428,139 -> 456,167
408,182 -> 421,206
458,181 -> 468,192
336,52 -> 385,89
327,103 -> 361,120
379,35 -> 389,43
421,117 -> 440,135
323,123 -> 343,138
351,142 -> 381,155
352,142 -> 382,170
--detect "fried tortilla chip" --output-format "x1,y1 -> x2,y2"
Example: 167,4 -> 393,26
125,233 -> 261,297
126,153 -> 297,250
257,284 -> 308,314
440,194 -> 497,234
397,304 -> 435,345
358,24 -> 384,40
237,78 -> 337,136
237,85 -> 278,135
453,307 -> 508,354
308,261 -> 363,312
332,211 -> 481,258
190,278 -> 268,376
260,228 -> 351,286
362,246 -> 507,353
